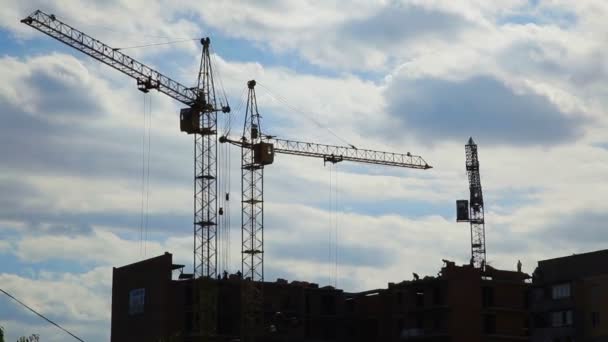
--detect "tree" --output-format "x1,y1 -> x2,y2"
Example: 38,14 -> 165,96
0,326 -> 5,342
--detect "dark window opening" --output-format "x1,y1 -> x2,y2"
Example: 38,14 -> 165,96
533,313 -> 547,328
323,321 -> 337,339
416,314 -> 424,329
321,294 -> 336,315
397,318 -> 404,335
433,317 -> 441,331
305,294 -> 310,315
346,298 -> 355,313
305,320 -> 311,338
416,290 -> 424,307
592,312 -> 600,328
483,314 -> 496,334
433,287 -> 443,305
482,286 -> 494,308
128,288 -> 145,315
185,311 -> 193,332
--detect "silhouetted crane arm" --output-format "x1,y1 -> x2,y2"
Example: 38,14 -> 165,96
272,138 -> 431,169
220,136 -> 432,169
21,10 -> 198,106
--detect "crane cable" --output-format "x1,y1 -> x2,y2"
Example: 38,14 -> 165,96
328,163 -> 333,286
218,87 -> 247,273
113,38 -> 199,51
139,93 -> 152,258
139,94 -> 146,257
209,46 -> 230,109
335,164 -> 339,288
0,288 -> 86,342
328,163 -> 340,287
144,94 -> 152,257
255,82 -> 355,148
221,86 -> 248,272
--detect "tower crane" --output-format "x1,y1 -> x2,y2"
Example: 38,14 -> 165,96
456,137 -> 487,269
21,10 -> 230,340
220,80 -> 432,341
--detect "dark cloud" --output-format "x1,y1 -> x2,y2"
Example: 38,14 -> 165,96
341,4 -> 472,46
0,98 -> 190,183
22,61 -> 104,118
0,177 -> 190,235
533,211 -> 608,246
383,75 -> 586,145
500,41 -> 607,88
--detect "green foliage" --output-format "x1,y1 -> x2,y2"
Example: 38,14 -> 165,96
0,326 -> 5,342
16,334 -> 39,342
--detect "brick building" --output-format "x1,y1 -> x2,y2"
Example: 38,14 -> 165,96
342,260 -> 530,342
530,249 -> 608,342
111,254 -> 530,342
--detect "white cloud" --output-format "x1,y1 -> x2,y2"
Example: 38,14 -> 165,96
2,2 -> 608,341
0,267 -> 111,341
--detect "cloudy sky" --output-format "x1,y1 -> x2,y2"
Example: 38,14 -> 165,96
1,0 -> 607,340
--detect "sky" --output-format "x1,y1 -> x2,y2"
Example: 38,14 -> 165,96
0,0 -> 607,341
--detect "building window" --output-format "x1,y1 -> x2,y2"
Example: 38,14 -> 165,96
483,314 -> 496,334
321,294 -> 336,315
129,288 -> 145,315
433,287 -> 443,305
415,290 -> 424,307
592,312 -> 600,328
552,283 -> 571,299
551,310 -> 573,327
482,286 -> 494,307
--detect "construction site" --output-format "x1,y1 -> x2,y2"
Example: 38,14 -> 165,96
12,9 -> 608,342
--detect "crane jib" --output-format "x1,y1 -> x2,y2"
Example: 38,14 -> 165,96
21,10 -> 198,106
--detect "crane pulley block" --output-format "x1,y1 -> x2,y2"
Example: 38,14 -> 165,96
137,77 -> 159,93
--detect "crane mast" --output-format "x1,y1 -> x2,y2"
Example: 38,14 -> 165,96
241,80 -> 265,341
22,10 -> 230,340
456,137 -> 486,269
466,137 -> 486,269
221,80 -> 432,341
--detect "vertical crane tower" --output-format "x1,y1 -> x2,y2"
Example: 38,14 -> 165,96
21,10 -> 229,340
221,81 -> 432,341
457,137 -> 486,269
21,10 -> 229,279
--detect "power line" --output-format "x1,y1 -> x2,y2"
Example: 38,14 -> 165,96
0,288 -> 86,342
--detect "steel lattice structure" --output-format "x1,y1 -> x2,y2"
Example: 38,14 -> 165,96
22,10 -> 229,340
272,138 -> 431,169
219,80 -> 432,341
466,137 -> 486,269
240,81 -> 265,341
194,37 -> 220,281
21,11 -> 197,104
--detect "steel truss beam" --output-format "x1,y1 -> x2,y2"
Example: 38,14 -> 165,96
272,138 -> 431,169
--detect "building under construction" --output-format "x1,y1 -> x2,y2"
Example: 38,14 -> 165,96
110,253 -> 531,342
21,10 -> 608,342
